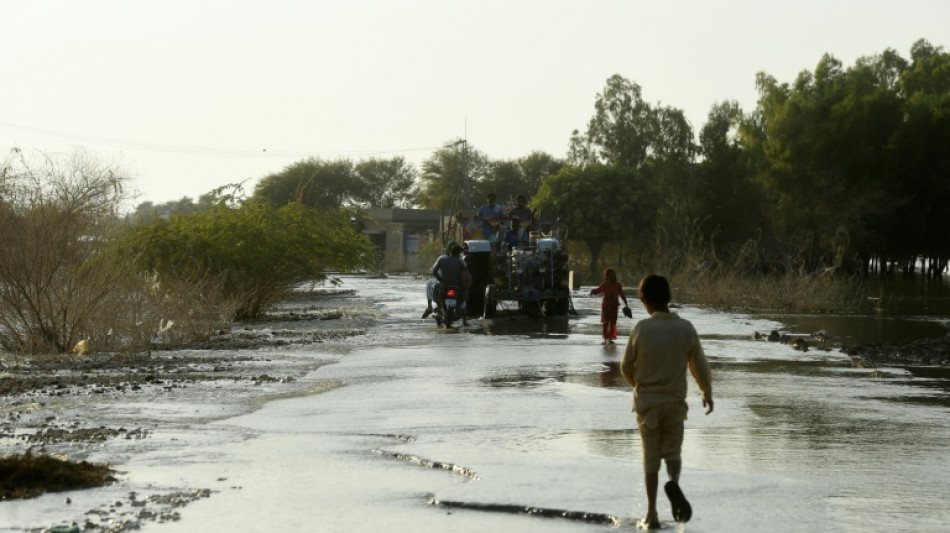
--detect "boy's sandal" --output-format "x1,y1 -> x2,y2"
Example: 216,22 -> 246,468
664,481 -> 692,523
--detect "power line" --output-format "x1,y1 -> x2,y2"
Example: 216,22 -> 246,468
0,121 -> 440,159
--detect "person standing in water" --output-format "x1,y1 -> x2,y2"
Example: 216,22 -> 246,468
590,267 -> 629,344
621,274 -> 713,529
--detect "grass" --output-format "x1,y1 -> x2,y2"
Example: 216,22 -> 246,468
0,450 -> 116,500
671,271 -> 869,314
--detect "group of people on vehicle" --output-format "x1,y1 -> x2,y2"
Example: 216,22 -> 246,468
423,192 -> 535,325
475,192 -> 533,249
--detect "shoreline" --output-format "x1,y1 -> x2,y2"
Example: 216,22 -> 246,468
0,306 -> 363,532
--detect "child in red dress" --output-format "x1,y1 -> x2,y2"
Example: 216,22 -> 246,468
590,267 -> 629,344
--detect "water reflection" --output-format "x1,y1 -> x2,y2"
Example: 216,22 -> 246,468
484,361 -> 626,389
761,275 -> 950,346
870,274 -> 950,316
584,428 -> 639,458
771,313 -> 950,346
598,361 -> 623,388
477,316 -> 570,337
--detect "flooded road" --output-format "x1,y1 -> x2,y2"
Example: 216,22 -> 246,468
3,275 -> 950,532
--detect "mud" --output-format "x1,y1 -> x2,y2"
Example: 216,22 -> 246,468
0,302 -> 360,531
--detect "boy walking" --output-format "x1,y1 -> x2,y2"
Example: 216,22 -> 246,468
620,274 -> 713,529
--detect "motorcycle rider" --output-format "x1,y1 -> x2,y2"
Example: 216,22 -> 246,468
432,244 -> 470,326
423,240 -> 456,319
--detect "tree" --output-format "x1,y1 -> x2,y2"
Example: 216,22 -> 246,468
252,158 -> 357,210
128,192 -> 221,223
533,164 -> 656,278
518,151 -> 567,194
747,50 -> 909,271
645,105 -> 699,221
478,159 -> 523,205
353,156 -> 418,208
887,40 -> 950,272
695,100 -> 765,253
416,141 -> 489,211
474,151 -> 566,207
569,74 -> 655,169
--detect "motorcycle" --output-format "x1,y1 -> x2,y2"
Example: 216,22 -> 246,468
430,282 -> 462,329
440,285 -> 461,328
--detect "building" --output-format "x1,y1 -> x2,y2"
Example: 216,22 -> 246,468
362,208 -> 443,272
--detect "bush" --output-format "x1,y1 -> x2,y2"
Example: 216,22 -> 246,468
116,199 -> 375,321
0,151 -> 137,355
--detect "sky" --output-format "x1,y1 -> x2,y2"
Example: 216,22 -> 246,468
2,0 -> 948,207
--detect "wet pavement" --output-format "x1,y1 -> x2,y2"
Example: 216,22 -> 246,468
2,274 -> 950,532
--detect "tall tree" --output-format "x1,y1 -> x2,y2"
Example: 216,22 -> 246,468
749,50 -> 908,270
569,74 -> 655,169
887,40 -> 950,269
696,100 -> 764,253
478,160 -> 524,205
646,105 -> 699,220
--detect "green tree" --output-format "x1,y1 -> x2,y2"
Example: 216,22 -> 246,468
886,40 -> 950,272
119,199 -> 374,320
478,159 -> 523,205
253,158 -> 357,210
696,100 -> 765,254
128,192 -> 221,223
533,165 -> 656,278
477,151 -> 565,207
645,105 -> 699,221
568,75 -> 697,272
518,151 -> 567,194
569,74 -> 655,169
749,50 -> 908,271
353,156 -> 418,208
416,141 -> 489,210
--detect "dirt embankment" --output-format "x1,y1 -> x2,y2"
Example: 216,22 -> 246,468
845,334 -> 950,367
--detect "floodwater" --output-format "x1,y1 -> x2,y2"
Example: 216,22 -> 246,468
3,275 -> 950,532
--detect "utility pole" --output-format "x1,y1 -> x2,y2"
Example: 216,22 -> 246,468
452,138 -> 469,210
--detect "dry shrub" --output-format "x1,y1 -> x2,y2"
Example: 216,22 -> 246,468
672,270 -> 867,313
0,151 -> 132,354
144,276 -> 243,349
580,215 -> 867,313
83,274 -> 239,354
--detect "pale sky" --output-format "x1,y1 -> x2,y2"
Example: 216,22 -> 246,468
3,0 -> 947,206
